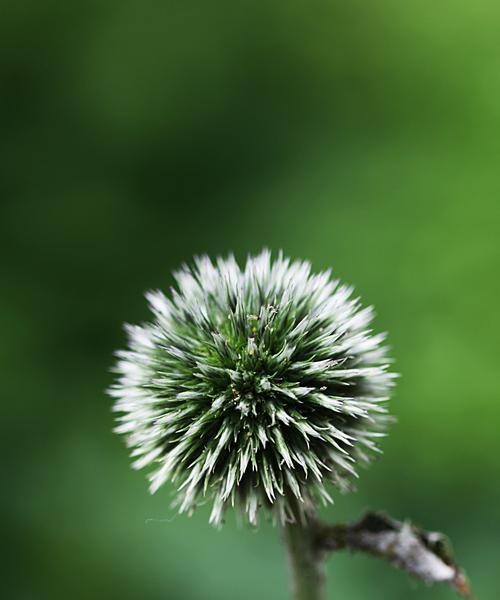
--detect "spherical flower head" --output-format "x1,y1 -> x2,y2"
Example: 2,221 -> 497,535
109,251 -> 396,526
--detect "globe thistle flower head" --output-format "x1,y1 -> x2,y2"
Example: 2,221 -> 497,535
109,251 -> 396,526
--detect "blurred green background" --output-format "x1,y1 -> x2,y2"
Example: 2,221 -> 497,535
2,1 -> 499,599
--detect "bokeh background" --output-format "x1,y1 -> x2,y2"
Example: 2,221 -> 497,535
2,1 -> 499,599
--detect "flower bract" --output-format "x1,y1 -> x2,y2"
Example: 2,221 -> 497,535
110,251 -> 396,525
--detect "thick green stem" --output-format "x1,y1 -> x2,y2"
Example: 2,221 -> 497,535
282,509 -> 326,600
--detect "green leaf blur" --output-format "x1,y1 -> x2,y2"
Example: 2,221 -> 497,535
1,2 -> 499,599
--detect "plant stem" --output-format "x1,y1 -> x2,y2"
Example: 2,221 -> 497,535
282,508 -> 326,600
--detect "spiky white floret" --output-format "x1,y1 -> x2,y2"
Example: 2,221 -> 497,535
109,251 -> 396,526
